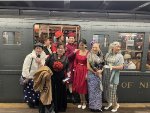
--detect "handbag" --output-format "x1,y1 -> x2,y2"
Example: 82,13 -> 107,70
19,58 -> 33,85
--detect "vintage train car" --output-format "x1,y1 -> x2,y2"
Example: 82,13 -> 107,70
0,10 -> 150,102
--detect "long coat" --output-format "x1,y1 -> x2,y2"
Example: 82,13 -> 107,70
22,50 -> 47,79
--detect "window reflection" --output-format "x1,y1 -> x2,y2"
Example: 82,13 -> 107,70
146,37 -> 150,70
93,34 -> 109,47
2,31 -> 21,45
118,33 -> 144,70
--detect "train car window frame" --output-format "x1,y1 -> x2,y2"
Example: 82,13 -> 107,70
92,34 -> 109,48
2,31 -> 21,45
117,32 -> 145,71
146,36 -> 150,70
33,23 -> 81,45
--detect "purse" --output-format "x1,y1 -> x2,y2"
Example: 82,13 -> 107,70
19,58 -> 33,86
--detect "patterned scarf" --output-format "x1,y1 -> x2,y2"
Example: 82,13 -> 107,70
88,51 -> 104,71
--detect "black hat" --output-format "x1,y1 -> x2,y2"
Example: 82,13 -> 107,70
34,42 -> 43,49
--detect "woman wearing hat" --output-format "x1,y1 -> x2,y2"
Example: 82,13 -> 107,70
51,31 -> 64,53
103,42 -> 124,112
22,42 -> 47,108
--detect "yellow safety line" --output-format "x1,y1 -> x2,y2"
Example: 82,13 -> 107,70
0,103 -> 150,109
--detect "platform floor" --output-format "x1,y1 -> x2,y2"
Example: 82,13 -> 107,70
0,103 -> 150,113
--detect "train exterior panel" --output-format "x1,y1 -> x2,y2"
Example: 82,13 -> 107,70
0,16 -> 150,102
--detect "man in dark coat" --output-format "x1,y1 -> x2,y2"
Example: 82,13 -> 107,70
43,38 -> 52,57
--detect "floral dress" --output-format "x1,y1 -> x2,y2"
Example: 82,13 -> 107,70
87,51 -> 104,110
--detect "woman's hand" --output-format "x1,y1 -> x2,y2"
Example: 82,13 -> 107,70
95,69 -> 103,77
67,71 -> 71,77
36,58 -> 41,64
85,74 -> 87,80
23,78 -> 29,84
73,49 -> 79,53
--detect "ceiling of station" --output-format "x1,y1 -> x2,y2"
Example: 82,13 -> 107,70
0,1 -> 150,14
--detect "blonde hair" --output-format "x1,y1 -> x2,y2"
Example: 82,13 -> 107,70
92,42 -> 101,49
108,41 -> 121,53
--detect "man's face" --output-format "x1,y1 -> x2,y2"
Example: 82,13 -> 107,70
44,39 -> 51,46
68,37 -> 75,44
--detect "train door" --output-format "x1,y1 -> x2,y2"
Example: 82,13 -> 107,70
0,29 -> 22,102
0,25 -> 33,102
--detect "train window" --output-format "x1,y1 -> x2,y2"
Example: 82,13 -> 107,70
146,37 -> 150,70
33,24 -> 80,44
2,32 -> 21,45
92,34 -> 109,47
118,33 -> 144,70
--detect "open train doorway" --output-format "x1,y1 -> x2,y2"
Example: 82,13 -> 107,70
33,24 -> 81,46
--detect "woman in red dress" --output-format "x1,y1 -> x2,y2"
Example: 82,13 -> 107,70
73,39 -> 88,109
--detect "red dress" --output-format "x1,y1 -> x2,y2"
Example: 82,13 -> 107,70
73,50 -> 88,94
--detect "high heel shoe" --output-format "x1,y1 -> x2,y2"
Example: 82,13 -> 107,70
82,104 -> 86,109
77,104 -> 82,108
111,104 -> 120,112
104,103 -> 112,110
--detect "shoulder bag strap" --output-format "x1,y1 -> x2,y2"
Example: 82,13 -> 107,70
29,58 -> 33,72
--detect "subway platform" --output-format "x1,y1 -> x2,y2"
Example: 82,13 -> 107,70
0,103 -> 150,113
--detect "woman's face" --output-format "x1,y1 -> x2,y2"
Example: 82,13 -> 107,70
57,45 -> 65,55
60,35 -> 64,42
92,43 -> 100,54
79,42 -> 86,49
34,47 -> 43,55
113,44 -> 121,54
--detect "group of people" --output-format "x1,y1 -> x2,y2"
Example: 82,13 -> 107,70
21,30 -> 124,113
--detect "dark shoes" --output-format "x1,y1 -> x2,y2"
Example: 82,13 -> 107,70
27,102 -> 35,108
90,109 -> 103,112
27,102 -> 39,108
